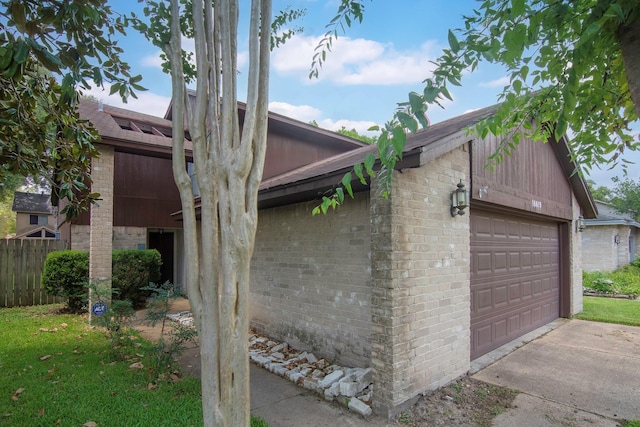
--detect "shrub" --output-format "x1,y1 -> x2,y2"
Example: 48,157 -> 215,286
42,250 -> 89,312
112,249 -> 162,309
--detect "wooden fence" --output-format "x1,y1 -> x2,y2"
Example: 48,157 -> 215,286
0,239 -> 67,308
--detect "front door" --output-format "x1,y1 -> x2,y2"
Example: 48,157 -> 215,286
148,231 -> 174,285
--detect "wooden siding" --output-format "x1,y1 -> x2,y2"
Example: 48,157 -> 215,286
472,132 -> 573,220
113,152 -> 182,227
263,130 -> 353,179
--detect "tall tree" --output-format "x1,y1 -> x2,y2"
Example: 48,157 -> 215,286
609,177 -> 640,219
586,179 -> 613,202
0,0 -> 143,218
136,1 -> 272,425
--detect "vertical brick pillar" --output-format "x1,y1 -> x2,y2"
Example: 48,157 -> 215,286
371,146 -> 471,418
89,144 -> 114,317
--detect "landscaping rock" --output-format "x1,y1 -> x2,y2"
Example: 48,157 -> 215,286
348,397 -> 372,417
318,370 -> 344,388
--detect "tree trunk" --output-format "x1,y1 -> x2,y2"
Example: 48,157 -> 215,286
618,18 -> 640,119
165,0 -> 271,425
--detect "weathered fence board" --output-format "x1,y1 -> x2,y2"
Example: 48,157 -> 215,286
0,239 -> 67,307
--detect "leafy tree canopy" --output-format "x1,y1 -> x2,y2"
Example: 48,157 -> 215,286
424,0 -> 640,171
0,0 -> 143,219
609,176 -> 640,220
586,179 -> 613,202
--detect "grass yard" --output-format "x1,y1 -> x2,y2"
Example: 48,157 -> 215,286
0,304 -> 267,427
576,296 -> 640,327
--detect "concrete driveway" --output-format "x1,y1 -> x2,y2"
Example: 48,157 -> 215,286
473,319 -> 640,427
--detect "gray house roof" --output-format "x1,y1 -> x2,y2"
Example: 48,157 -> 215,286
11,192 -> 53,214
585,201 -> 640,228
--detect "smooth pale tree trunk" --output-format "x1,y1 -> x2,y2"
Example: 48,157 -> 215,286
165,0 -> 271,425
618,18 -> 640,119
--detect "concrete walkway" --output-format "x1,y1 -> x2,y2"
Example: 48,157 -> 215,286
473,320 -> 640,427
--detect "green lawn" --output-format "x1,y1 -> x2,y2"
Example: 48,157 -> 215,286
576,296 -> 640,327
0,304 -> 268,427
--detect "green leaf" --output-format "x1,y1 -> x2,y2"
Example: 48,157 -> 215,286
354,163 -> 366,185
341,172 -> 354,198
511,0 -> 525,17
13,41 -> 29,64
10,2 -> 27,33
364,153 -> 376,176
391,127 -> 406,159
397,112 -> 417,133
448,30 -> 460,53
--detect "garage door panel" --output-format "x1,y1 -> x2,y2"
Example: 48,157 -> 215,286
471,211 -> 560,359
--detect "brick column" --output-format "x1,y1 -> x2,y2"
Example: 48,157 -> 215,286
371,146 -> 471,418
89,144 -> 114,317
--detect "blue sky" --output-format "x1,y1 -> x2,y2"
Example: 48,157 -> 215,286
90,0 -> 639,188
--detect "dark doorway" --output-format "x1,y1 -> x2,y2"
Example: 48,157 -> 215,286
148,231 -> 174,285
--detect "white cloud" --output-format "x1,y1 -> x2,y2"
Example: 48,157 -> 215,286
268,101 -> 378,136
272,34 -> 438,86
268,101 -> 321,122
85,85 -> 172,118
318,118 -> 379,136
141,50 -> 163,68
479,76 -> 510,88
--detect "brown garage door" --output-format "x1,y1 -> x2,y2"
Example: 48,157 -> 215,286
471,210 -> 560,359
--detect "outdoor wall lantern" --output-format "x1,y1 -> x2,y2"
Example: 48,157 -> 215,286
451,180 -> 469,217
577,216 -> 586,232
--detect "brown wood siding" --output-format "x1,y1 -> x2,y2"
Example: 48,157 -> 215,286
263,131 -> 351,179
472,132 -> 573,220
112,152 -> 182,228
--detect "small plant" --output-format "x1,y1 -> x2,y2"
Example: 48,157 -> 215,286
89,282 -> 138,360
144,281 -> 197,377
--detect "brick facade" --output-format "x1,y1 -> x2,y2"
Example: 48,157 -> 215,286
89,145 -> 114,304
250,195 -> 372,368
371,146 -> 471,417
582,225 -> 629,272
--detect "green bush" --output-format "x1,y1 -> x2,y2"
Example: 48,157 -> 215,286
112,249 -> 162,309
42,250 -> 89,312
583,263 -> 640,297
42,249 -> 162,311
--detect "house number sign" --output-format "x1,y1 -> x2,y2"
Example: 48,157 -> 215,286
531,200 -> 543,209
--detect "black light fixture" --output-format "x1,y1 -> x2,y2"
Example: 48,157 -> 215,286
451,180 -> 468,217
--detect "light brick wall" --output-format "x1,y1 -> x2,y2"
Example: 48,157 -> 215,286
582,225 -> 624,272
113,226 -> 146,249
570,195 -> 584,315
250,194 -> 372,367
617,227 -> 631,267
89,145 -> 114,303
70,225 -> 90,251
371,146 -> 471,417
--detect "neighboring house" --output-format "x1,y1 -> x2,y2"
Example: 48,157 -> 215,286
582,200 -> 639,271
77,99 -> 596,417
11,192 -> 57,239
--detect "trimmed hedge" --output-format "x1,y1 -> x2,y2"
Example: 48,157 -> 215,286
112,249 -> 162,308
42,249 -> 162,310
42,250 -> 89,312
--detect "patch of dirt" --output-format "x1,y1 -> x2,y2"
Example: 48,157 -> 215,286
393,376 -> 518,427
